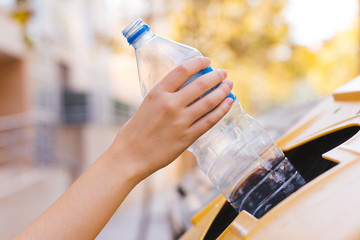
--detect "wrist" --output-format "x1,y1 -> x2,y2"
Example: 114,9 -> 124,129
101,132 -> 147,186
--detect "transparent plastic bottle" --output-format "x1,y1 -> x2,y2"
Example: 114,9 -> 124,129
123,18 -> 305,218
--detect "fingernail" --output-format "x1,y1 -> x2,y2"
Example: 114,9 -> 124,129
225,97 -> 234,105
224,80 -> 233,88
202,57 -> 210,63
219,69 -> 227,77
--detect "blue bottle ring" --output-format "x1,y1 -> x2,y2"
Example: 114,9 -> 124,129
127,24 -> 150,45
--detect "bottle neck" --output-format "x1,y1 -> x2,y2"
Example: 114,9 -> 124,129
131,30 -> 156,49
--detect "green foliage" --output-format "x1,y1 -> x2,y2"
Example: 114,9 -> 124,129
168,0 -> 359,114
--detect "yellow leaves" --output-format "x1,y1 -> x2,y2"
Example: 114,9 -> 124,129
169,0 -> 359,115
11,9 -> 32,26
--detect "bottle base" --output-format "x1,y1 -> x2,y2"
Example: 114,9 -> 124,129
229,157 -> 305,218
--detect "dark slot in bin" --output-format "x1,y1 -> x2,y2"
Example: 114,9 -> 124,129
203,201 -> 238,240
285,126 -> 360,182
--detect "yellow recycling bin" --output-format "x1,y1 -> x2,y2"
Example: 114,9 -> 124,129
181,76 -> 360,240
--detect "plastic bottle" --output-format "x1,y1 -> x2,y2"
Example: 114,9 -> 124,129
122,18 -> 305,218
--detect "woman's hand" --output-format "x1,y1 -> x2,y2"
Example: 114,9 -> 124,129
109,57 -> 233,180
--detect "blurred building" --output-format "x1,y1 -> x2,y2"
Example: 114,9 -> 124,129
28,0 -> 137,171
0,1 -> 137,238
0,7 -> 69,239
0,8 -> 31,165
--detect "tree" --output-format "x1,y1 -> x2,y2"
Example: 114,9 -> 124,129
167,0 -> 359,115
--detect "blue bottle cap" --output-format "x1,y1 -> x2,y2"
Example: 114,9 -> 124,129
122,18 -> 150,45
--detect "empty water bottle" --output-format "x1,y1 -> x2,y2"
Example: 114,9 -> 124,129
122,18 -> 305,218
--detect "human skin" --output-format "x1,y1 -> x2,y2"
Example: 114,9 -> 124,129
14,57 -> 233,240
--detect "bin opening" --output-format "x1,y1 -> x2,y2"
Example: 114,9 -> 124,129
203,201 -> 238,240
284,126 -> 360,182
202,126 -> 359,240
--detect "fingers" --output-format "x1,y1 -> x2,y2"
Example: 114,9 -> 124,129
189,97 -> 234,139
187,80 -> 233,121
178,69 -> 227,105
160,57 -> 211,92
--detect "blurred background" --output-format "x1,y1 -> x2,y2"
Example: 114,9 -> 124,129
0,0 -> 359,239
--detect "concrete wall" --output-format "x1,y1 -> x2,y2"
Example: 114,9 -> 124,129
0,58 -> 29,116
0,11 -> 33,166
0,11 -> 30,117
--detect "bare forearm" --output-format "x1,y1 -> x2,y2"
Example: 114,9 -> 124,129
14,147 -> 140,240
